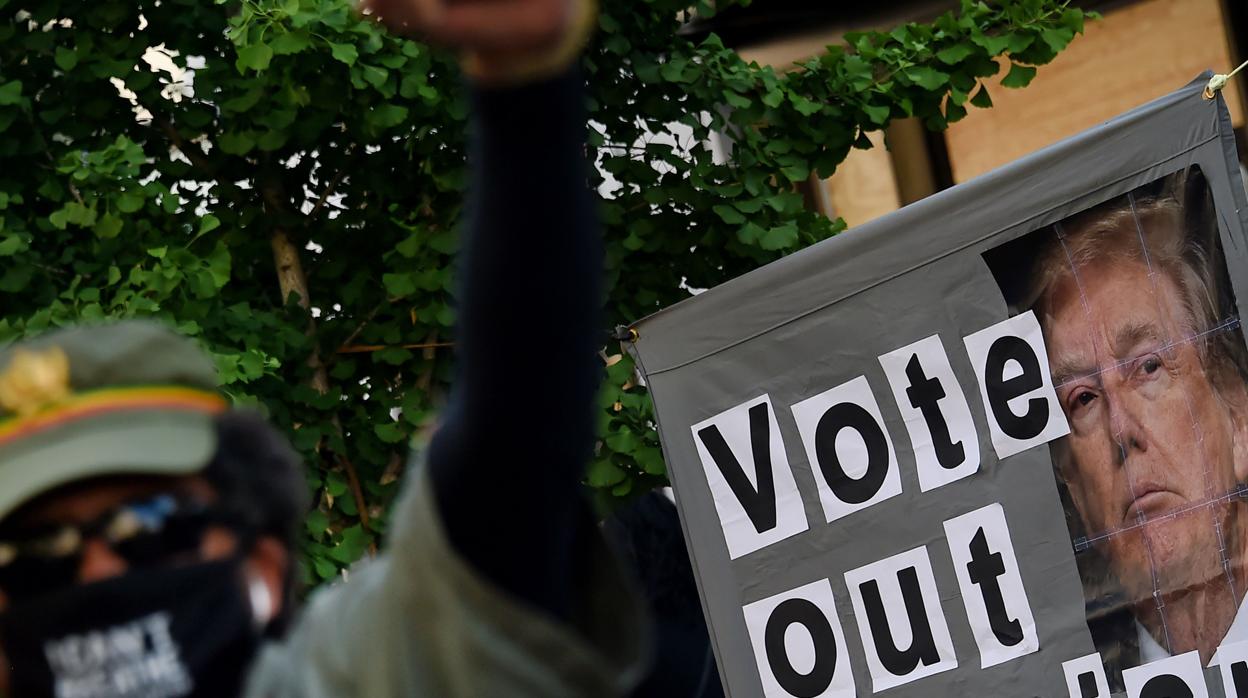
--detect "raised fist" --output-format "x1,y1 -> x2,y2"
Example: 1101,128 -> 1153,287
360,0 -> 581,56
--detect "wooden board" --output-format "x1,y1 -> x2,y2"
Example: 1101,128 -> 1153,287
944,0 -> 1245,183
816,130 -> 901,228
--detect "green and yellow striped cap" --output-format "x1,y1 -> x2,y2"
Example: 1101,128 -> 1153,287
0,321 -> 227,521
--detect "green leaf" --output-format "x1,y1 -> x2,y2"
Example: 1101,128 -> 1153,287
634,446 -> 666,475
221,88 -> 264,113
936,43 -> 975,64
905,66 -> 948,91
429,230 -> 459,254
205,242 -> 231,288
93,213 -> 123,239
945,100 -> 967,123
780,162 -> 809,183
842,55 -> 873,90
54,47 -> 79,71
378,54 -> 408,70
218,131 -> 257,155
270,30 -> 312,56
399,74 -> 428,100
0,80 -> 22,106
50,202 -> 96,229
236,43 -> 274,73
723,90 -> 750,109
325,472 -> 349,497
970,84 -> 993,108
1006,33 -> 1035,54
375,422 -> 407,444
312,556 -> 337,580
659,58 -> 688,83
759,222 -> 798,250
605,34 -> 630,55
367,104 -> 408,130
198,214 -> 221,237
116,190 -> 145,213
361,65 -> 389,89
605,428 -> 640,452
329,43 -> 359,66
585,458 -> 627,487
766,193 -> 800,214
395,234 -> 421,257
257,130 -> 290,151
712,204 -> 745,225
1061,8 -> 1087,34
329,525 -> 371,564
0,266 -> 33,294
1001,63 -> 1038,88
305,509 -> 329,536
1040,27 -> 1075,53
971,32 -> 1010,55
789,93 -> 822,116
634,61 -> 661,83
861,103 -> 890,126
0,234 -> 24,256
736,221 -> 765,245
383,272 -> 417,297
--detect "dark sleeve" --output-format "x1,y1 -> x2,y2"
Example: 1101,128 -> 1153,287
426,68 -> 601,621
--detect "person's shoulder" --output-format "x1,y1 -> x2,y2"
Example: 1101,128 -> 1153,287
245,470 -> 648,697
240,567 -> 390,697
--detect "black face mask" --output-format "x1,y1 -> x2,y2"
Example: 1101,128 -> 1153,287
0,558 -> 261,698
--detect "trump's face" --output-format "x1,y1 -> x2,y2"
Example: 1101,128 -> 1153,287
1042,254 -> 1248,603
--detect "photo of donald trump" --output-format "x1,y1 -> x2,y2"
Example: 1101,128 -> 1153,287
988,166 -> 1248,690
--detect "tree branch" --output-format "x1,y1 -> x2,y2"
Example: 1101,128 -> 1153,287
263,177 -> 373,540
308,160 -> 352,220
154,117 -> 218,180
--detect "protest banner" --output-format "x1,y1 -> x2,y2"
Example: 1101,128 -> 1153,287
626,75 -> 1248,697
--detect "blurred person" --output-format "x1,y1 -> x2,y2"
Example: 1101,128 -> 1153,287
1026,168 -> 1248,680
0,0 -> 646,695
604,491 -> 723,698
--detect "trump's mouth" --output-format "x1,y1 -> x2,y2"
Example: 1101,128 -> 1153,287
1124,482 -> 1180,521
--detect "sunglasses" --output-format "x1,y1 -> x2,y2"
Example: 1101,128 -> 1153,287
0,493 -> 239,601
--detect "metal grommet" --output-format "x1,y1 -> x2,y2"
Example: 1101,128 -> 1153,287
610,325 -> 640,342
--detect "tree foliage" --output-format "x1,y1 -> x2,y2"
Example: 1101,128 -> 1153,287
0,0 -> 1087,580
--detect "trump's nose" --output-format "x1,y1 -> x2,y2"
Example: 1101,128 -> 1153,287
1106,392 -> 1148,465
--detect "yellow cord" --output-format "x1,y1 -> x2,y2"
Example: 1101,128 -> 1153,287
1204,58 -> 1248,100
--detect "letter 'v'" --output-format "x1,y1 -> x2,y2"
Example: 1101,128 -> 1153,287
697,402 -> 778,533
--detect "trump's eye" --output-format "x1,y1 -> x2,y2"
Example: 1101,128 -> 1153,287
1066,388 -> 1098,415
1134,354 -> 1164,381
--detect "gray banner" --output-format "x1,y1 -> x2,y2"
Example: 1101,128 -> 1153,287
629,76 -> 1248,697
